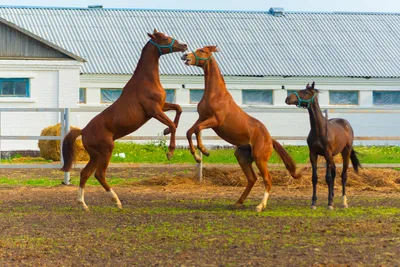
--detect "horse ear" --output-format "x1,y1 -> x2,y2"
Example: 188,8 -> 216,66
212,45 -> 220,52
147,33 -> 156,40
153,28 -> 158,34
311,82 -> 315,89
306,83 -> 310,89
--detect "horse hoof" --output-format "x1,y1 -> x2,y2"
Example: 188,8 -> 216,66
163,128 -> 171,135
310,205 -> 317,210
327,206 -> 334,210
166,152 -> 173,160
116,204 -> 123,210
233,203 -> 244,210
343,204 -> 349,209
202,150 -> 210,157
256,205 -> 264,212
194,156 -> 202,163
83,205 -> 90,211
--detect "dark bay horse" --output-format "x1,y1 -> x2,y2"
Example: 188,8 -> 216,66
181,46 -> 300,212
61,29 -> 188,210
285,82 -> 361,209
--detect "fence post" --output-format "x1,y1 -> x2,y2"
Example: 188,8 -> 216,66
61,108 -> 70,185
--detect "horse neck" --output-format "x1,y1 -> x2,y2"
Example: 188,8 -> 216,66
131,42 -> 161,84
308,98 -> 327,137
203,59 -> 227,96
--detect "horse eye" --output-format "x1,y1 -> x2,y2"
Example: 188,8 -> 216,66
200,50 -> 205,53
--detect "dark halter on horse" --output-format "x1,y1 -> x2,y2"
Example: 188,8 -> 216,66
294,91 -> 317,109
192,50 -> 213,66
149,38 -> 175,55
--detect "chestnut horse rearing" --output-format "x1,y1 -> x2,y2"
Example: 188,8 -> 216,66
181,46 -> 300,212
286,82 -> 362,210
61,30 -> 188,210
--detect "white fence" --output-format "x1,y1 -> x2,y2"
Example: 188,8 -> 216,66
1,107 -> 400,184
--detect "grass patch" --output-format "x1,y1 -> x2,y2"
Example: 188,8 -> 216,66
134,199 -> 400,219
106,143 -> 400,164
2,143 -> 400,164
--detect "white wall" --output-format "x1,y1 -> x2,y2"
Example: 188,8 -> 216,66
73,75 -> 400,147
0,60 -> 81,151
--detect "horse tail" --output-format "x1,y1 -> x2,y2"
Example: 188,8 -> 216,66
350,148 -> 361,174
60,128 -> 82,172
272,139 -> 301,179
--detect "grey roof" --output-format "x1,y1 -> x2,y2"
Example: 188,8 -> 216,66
0,17 -> 85,62
0,6 -> 400,77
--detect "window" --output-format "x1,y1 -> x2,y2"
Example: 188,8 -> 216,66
165,89 -> 175,103
101,89 -> 123,103
190,90 -> 204,104
373,91 -> 400,106
242,90 -> 273,105
329,91 -> 359,105
79,88 -> 86,104
0,78 -> 29,97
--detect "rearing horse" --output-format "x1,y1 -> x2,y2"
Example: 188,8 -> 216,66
61,29 -> 188,210
286,82 -> 361,209
181,46 -> 300,212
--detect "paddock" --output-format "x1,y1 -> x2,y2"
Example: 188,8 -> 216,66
1,5 -> 400,266
0,165 -> 399,266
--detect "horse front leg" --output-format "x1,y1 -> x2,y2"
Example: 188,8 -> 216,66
324,150 -> 335,210
310,152 -> 318,209
151,107 -> 177,160
162,102 -> 182,135
186,117 -> 219,163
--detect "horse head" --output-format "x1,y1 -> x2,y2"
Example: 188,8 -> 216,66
147,29 -> 188,55
285,82 -> 319,109
181,45 -> 219,67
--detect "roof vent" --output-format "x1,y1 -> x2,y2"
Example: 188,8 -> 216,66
269,7 -> 284,17
88,5 -> 103,9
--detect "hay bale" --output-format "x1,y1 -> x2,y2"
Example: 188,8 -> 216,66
38,123 -> 89,161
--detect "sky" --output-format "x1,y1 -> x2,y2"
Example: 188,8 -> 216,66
0,0 -> 400,13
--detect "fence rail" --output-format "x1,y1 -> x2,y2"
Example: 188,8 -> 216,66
0,108 -> 70,184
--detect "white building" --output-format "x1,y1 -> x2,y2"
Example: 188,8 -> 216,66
0,6 -> 400,153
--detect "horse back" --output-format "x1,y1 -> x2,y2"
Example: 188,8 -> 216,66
329,118 -> 354,134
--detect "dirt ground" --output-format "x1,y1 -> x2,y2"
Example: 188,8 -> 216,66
0,165 -> 399,266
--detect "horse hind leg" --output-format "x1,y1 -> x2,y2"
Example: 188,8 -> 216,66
234,147 -> 256,209
94,150 -> 122,209
252,143 -> 273,212
254,158 -> 272,212
341,148 -> 351,208
331,162 -> 336,198
78,156 -> 98,211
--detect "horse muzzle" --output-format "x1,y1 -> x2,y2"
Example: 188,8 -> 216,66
176,40 -> 188,52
